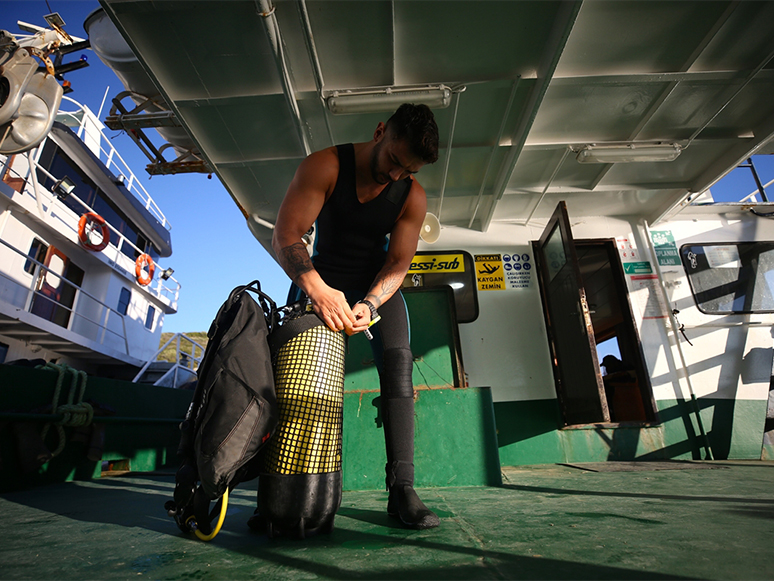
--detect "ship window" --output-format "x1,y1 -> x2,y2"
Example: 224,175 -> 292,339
0,342 -> 8,364
401,250 -> 478,323
30,249 -> 85,329
118,287 -> 131,316
681,242 -> 774,314
36,141 -> 159,261
24,238 -> 48,274
145,305 -> 155,330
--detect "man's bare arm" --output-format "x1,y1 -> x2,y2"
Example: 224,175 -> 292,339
272,150 -> 363,333
278,242 -> 313,282
363,180 -> 427,309
366,264 -> 408,308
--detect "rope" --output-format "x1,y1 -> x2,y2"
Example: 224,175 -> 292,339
38,362 -> 94,457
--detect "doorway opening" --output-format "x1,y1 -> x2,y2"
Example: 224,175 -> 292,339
576,240 -> 657,424
533,201 -> 657,426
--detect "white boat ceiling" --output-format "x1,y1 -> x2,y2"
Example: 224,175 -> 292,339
100,0 -> 774,251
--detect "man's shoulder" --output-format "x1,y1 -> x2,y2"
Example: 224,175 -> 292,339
407,175 -> 426,198
307,146 -> 340,165
299,147 -> 340,182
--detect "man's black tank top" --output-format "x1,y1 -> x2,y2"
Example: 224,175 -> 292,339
312,143 -> 412,291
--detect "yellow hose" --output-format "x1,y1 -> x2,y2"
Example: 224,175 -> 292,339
194,488 -> 229,541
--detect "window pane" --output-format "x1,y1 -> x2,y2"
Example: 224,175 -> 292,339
118,288 -> 131,316
24,238 -> 48,274
544,225 -> 566,282
681,242 -> 774,313
145,305 -> 155,330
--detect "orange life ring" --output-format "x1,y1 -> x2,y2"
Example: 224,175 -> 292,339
77,212 -> 110,252
135,253 -> 155,286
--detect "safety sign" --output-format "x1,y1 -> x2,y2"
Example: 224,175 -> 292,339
650,230 -> 681,266
631,274 -> 668,319
475,254 -> 505,290
475,252 -> 532,290
623,261 -> 653,275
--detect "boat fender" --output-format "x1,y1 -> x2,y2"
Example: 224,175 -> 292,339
135,253 -> 155,286
77,212 -> 110,252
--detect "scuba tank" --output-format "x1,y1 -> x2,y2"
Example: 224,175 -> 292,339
258,302 -> 346,538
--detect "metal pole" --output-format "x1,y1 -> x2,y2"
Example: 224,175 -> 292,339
642,219 -> 713,460
258,0 -> 311,156
437,91 -> 461,221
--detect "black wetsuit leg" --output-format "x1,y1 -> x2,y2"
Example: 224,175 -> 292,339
358,292 -> 415,485
345,290 -> 439,529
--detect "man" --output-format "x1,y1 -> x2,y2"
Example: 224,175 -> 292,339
271,103 -> 440,529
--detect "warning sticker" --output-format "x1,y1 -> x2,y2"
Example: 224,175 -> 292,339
475,254 -> 505,291
705,245 -> 740,269
502,252 -> 532,289
616,236 -> 640,261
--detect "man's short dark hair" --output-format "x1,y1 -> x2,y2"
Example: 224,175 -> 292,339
386,103 -> 440,164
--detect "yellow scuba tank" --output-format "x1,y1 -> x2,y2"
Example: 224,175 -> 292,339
259,303 -> 346,538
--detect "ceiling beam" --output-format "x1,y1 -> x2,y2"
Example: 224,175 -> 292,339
479,0 -> 583,232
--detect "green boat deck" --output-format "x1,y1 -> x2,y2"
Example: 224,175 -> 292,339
2,461 -> 772,580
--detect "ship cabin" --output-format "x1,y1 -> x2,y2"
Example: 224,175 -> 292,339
0,97 -> 179,378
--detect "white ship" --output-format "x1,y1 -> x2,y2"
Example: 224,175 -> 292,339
0,17 -> 188,383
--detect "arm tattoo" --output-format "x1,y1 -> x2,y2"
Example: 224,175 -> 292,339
378,273 -> 402,299
279,242 -> 313,282
367,268 -> 404,307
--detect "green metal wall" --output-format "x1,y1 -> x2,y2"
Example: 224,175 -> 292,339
341,288 -> 501,490
494,397 -> 767,465
0,364 -> 190,492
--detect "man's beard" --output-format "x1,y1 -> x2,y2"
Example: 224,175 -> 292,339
370,139 -> 391,185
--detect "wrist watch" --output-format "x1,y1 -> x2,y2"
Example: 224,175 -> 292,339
359,299 -> 379,319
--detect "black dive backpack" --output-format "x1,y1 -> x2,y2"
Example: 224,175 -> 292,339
165,281 -> 279,540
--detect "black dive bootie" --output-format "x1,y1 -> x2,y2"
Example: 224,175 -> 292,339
387,483 -> 441,529
379,349 -> 440,530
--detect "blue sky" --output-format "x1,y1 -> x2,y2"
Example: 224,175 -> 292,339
3,1 -> 291,333
4,1 -> 773,333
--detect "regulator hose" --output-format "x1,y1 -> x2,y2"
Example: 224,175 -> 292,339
193,488 -> 229,541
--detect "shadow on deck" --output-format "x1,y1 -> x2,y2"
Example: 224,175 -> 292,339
1,461 -> 772,580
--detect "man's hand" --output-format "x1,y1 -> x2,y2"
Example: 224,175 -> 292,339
349,302 -> 372,336
307,285 -> 364,334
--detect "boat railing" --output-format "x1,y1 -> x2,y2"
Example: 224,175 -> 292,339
132,332 -> 205,387
0,237 -> 130,355
1,153 -> 180,309
738,176 -> 774,203
56,96 -> 171,232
